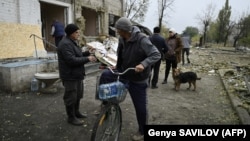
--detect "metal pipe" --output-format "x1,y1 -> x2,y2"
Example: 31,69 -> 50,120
30,34 -> 38,59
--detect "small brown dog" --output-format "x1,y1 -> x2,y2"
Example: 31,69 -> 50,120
173,68 -> 201,91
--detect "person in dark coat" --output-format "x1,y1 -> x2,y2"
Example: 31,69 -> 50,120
181,32 -> 191,65
51,20 -> 65,47
99,17 -> 161,141
57,24 -> 97,126
149,26 -> 168,89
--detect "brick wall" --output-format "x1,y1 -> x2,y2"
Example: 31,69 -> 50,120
0,0 -> 41,25
106,0 -> 124,15
0,0 -> 18,23
80,0 -> 123,16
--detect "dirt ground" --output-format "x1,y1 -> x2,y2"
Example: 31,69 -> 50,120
1,46 -> 249,141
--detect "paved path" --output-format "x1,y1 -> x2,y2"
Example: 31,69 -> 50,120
0,47 -> 243,141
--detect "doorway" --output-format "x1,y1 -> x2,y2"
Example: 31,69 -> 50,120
40,2 -> 67,51
82,7 -> 98,36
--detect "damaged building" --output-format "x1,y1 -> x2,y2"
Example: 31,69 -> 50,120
0,0 -> 124,59
0,0 -> 124,92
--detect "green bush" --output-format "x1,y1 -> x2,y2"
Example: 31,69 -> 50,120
239,36 -> 250,46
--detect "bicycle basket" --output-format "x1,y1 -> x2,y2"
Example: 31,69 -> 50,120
98,81 -> 127,103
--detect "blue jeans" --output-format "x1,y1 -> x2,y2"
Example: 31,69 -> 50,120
99,69 -> 148,135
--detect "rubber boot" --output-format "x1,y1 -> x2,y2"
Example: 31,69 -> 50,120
66,105 -> 83,126
75,100 -> 87,118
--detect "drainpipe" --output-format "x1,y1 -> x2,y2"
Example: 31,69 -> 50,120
17,0 -> 21,23
102,0 -> 106,35
72,0 -> 76,22
30,34 -> 38,59
120,0 -> 124,16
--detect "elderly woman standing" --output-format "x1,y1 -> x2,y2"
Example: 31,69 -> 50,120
162,28 -> 183,84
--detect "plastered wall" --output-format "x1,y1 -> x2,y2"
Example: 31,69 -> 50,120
0,22 -> 45,59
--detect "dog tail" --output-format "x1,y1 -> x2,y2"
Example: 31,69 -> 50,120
197,77 -> 201,80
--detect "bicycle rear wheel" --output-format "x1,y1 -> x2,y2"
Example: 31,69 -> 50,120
91,104 -> 122,141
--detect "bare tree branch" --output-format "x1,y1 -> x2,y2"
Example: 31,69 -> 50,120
196,3 -> 216,45
158,0 -> 175,30
126,0 -> 137,18
125,0 -> 149,23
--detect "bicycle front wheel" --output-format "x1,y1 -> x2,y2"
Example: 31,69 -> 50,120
91,104 -> 122,141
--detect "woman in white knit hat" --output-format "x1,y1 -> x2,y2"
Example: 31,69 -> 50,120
162,28 -> 183,84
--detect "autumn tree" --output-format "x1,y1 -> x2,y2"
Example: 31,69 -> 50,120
157,0 -> 175,31
215,0 -> 232,46
233,13 -> 250,47
182,26 -> 199,38
160,24 -> 169,38
196,3 -> 215,46
206,22 -> 218,42
223,21 -> 235,46
125,0 -> 149,23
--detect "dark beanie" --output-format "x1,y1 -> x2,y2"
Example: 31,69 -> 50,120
153,27 -> 160,33
115,17 -> 132,32
65,24 -> 79,36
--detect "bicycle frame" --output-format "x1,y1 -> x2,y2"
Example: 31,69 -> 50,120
97,67 -> 135,103
91,67 -> 135,141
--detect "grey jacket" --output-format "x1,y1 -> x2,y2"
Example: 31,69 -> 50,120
181,36 -> 191,48
116,26 -> 161,82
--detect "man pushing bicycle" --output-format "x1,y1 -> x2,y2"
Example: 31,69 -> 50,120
99,17 -> 161,141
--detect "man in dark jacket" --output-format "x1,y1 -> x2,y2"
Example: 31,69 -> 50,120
149,27 -> 168,89
100,17 -> 161,141
57,24 -> 97,126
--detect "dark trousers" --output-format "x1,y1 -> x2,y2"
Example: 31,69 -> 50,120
99,69 -> 148,135
55,36 -> 64,47
128,81 -> 147,135
164,59 -> 177,81
182,48 -> 190,64
62,80 -> 84,106
149,59 -> 161,86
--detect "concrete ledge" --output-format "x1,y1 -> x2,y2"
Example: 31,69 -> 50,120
218,69 -> 250,124
236,106 -> 250,125
0,59 -> 58,93
0,59 -> 101,93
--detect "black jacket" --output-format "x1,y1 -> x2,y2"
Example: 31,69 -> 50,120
149,33 -> 168,59
116,26 -> 161,82
57,36 -> 90,80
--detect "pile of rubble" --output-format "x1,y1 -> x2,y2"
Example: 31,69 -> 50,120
85,40 -> 250,115
84,36 -> 118,66
190,47 -> 250,115
220,66 -> 250,112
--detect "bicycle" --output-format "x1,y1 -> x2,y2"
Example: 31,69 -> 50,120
91,67 -> 135,141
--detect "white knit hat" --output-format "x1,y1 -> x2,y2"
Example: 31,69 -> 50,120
169,28 -> 176,34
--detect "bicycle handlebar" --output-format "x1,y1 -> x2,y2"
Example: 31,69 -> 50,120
108,67 -> 135,76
